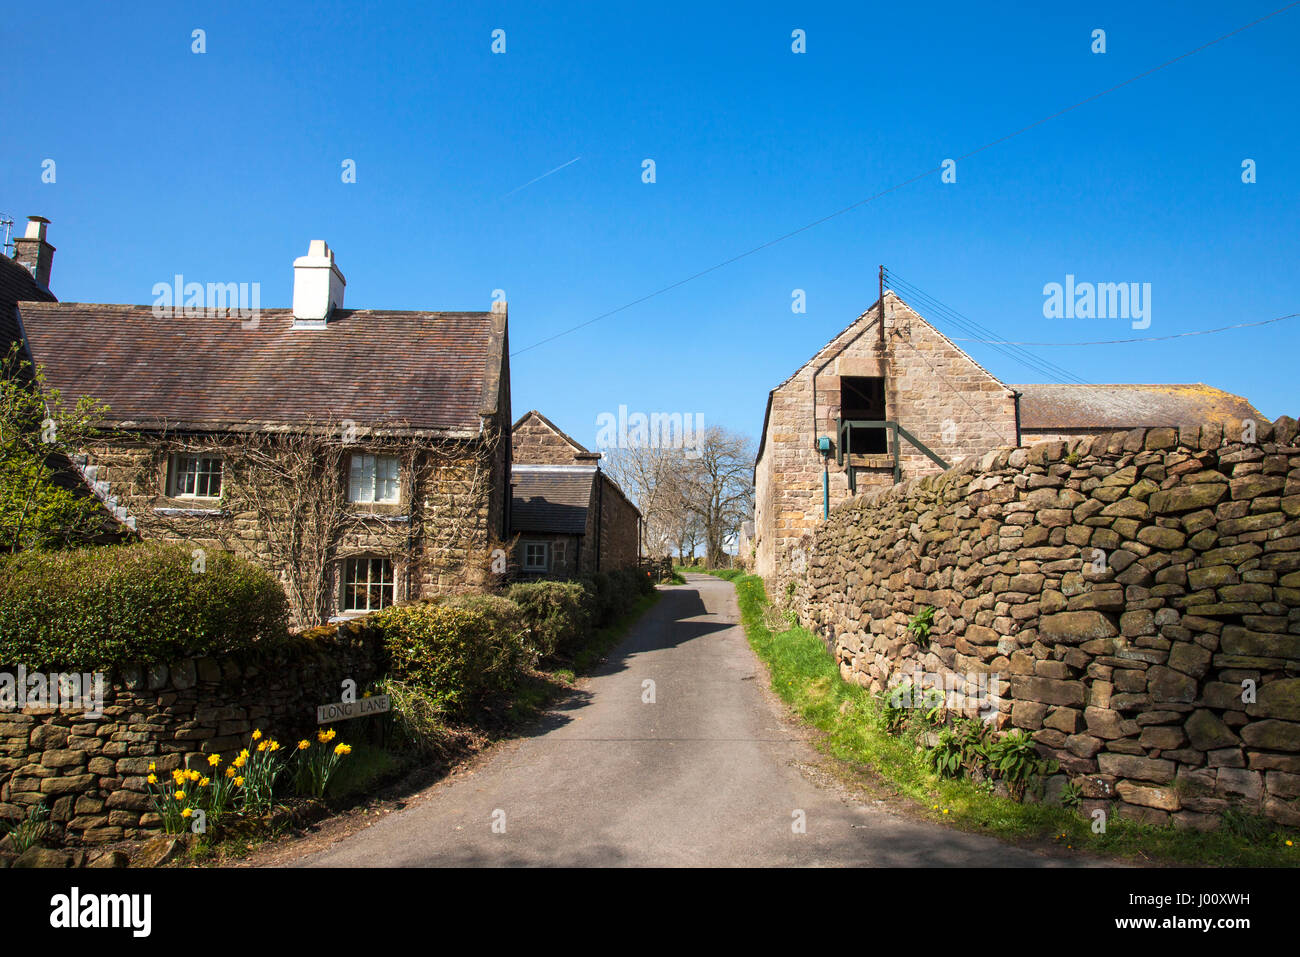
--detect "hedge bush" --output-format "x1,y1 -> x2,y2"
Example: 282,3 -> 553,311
507,581 -> 593,658
373,598 -> 530,714
0,543 -> 289,668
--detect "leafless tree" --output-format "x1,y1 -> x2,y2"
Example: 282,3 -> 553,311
682,427 -> 754,567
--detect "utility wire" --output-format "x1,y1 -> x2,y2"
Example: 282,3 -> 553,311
939,313 -> 1300,346
510,2 -> 1300,358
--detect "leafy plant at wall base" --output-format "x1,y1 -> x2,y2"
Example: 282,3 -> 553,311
1061,779 -> 1084,810
1,802 -> 50,852
906,605 -> 936,646
986,730 -> 1051,801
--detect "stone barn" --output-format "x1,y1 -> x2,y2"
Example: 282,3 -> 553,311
752,290 -> 1264,583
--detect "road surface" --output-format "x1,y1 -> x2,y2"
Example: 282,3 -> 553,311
292,573 -> 1082,867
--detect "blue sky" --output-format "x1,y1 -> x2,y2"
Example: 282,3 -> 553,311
4,1 -> 1297,447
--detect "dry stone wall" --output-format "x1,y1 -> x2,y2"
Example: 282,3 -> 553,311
0,627 -> 380,844
798,417 -> 1300,828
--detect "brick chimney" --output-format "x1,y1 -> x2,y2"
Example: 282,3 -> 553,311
13,216 -> 55,289
292,239 -> 346,326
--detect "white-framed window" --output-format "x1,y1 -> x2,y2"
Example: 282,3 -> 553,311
168,453 -> 223,499
341,556 -> 395,613
523,542 -> 549,572
348,454 -> 401,504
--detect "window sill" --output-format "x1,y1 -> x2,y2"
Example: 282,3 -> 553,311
348,512 -> 410,523
153,506 -> 229,518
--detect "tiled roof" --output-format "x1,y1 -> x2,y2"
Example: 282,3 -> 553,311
1,255 -> 56,362
511,466 -> 595,535
17,303 -> 505,433
1013,383 -> 1264,431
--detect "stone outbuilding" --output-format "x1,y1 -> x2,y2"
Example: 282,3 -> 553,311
509,410 -> 641,577
753,290 -> 1264,582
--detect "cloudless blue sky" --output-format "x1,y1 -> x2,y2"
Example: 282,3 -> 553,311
4,1 -> 1297,448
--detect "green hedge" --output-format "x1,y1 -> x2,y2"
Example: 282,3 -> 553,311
507,581 -> 593,658
0,543 -> 290,668
373,597 -> 530,714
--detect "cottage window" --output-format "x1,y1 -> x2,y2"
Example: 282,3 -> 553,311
348,454 -> 401,504
342,557 -> 395,612
523,542 -> 549,572
169,453 -> 223,499
841,376 -> 888,455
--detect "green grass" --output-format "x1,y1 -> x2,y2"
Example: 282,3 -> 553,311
724,572 -> 1298,867
325,741 -> 405,801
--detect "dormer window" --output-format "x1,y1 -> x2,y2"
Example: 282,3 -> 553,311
348,454 -> 400,504
168,453 -> 223,499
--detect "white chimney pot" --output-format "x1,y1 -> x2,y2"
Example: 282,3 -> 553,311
292,239 -> 346,324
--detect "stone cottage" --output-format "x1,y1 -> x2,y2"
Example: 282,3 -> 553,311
509,410 -> 641,576
13,237 -> 513,627
753,290 -> 1264,581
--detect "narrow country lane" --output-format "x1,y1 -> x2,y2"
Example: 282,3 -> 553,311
291,574 -> 1089,867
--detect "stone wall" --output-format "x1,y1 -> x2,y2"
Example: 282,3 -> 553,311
0,627 -> 381,844
798,417 -> 1300,828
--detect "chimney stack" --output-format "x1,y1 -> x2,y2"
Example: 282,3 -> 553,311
292,239 -> 345,326
13,216 -> 55,289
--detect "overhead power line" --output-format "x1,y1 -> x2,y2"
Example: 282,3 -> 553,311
937,313 -> 1300,346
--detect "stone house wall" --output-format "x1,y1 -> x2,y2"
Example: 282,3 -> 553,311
80,431 -> 505,628
798,416 -> 1300,827
0,628 -> 382,844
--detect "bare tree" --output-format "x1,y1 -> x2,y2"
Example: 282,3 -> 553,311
682,427 -> 754,568
601,443 -> 688,557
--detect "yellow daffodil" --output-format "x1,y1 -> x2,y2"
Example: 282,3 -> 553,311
257,740 -> 268,752
147,774 -> 157,785
225,767 -> 236,778
269,741 -> 280,752
208,753 -> 221,767
298,740 -> 311,751
199,777 -> 210,787
175,790 -> 186,800
234,776 -> 244,787
172,769 -> 186,784
334,743 -> 352,756
233,754 -> 247,768
318,729 -> 336,743
148,761 -> 157,773
188,769 -> 201,781
252,729 -> 262,741
181,807 -> 193,818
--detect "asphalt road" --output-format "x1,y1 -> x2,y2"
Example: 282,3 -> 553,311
294,573 -> 1079,867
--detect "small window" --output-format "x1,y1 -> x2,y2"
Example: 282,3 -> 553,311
523,542 -> 549,572
342,557 -> 395,612
349,454 -> 401,504
841,376 -> 888,454
169,454 -> 223,498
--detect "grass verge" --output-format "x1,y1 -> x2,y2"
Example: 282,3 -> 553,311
713,570 -> 1297,867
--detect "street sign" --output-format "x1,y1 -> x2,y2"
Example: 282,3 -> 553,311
316,694 -> 391,724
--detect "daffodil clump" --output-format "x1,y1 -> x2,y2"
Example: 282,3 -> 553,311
143,727 -> 354,835
292,728 -> 353,799
238,729 -> 285,814
144,763 -> 207,835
